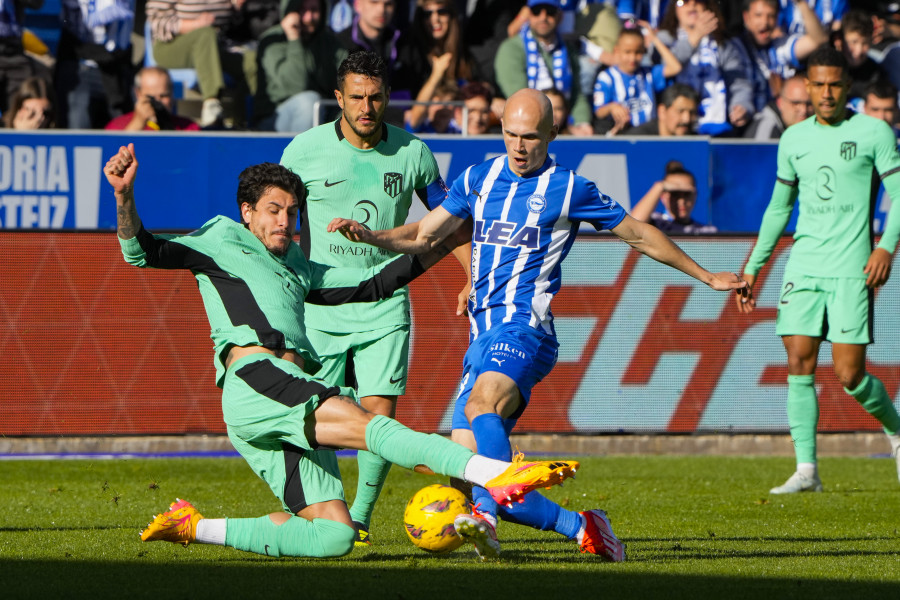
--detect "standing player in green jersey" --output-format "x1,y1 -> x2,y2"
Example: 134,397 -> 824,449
736,46 -> 900,494
104,144 -> 577,558
280,51 -> 469,544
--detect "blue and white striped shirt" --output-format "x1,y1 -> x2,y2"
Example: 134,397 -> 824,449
593,64 -> 667,126
441,156 -> 627,340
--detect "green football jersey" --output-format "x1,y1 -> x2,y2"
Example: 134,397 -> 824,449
281,120 -> 441,333
119,216 -> 430,387
746,113 -> 900,277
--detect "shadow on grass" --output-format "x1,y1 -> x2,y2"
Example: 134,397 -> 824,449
0,526 -> 125,533
2,560 -> 897,599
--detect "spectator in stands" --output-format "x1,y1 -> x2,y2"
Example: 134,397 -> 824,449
226,0 -> 280,43
405,76 -> 458,133
54,0 -> 134,129
463,0 -> 524,86
733,0 -> 827,113
456,80 -> 494,134
105,66 -> 200,130
398,0 -> 478,99
871,3 -> 900,89
0,0 -> 51,116
657,0 -> 754,135
743,73 -> 810,138
628,82 -> 700,135
254,0 -> 347,132
336,0 -> 407,94
872,1 -> 900,48
542,86 -> 571,134
405,79 -> 494,135
1,75 -> 55,128
494,0 -> 593,136
863,79 -> 898,135
593,27 -> 682,135
631,160 -> 717,233
146,0 -> 259,127
573,2 -> 621,93
777,0 -> 846,35
836,10 -> 885,101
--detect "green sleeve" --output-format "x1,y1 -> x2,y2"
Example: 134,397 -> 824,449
873,123 -> 900,254
744,181 -> 797,275
494,37 -> 527,99
877,172 -> 900,254
118,220 -> 221,270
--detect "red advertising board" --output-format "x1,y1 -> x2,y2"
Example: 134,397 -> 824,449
1,233 -> 897,436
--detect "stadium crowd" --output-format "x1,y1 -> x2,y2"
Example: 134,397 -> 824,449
0,0 -> 897,135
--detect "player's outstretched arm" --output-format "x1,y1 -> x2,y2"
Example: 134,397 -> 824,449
104,144 -> 142,240
611,214 -> 748,293
328,205 -> 465,254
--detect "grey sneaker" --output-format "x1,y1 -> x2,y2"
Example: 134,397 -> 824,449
769,471 -> 823,494
454,512 -> 500,560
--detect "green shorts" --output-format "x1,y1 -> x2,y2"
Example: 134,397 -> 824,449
775,273 -> 873,344
307,324 -> 410,397
221,354 -> 358,513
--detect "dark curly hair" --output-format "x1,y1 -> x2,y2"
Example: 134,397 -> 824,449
806,44 -> 848,72
236,163 -> 305,223
338,50 -> 390,91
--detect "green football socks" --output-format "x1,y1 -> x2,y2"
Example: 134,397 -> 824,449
225,515 -> 355,558
364,414 -> 473,479
349,451 -> 392,528
845,373 -> 900,436
787,374 -> 819,464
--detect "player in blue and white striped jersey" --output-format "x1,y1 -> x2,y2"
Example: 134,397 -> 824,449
329,89 -> 748,561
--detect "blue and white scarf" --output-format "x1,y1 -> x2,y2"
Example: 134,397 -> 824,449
62,0 -> 134,49
674,31 -> 728,133
522,26 -> 572,96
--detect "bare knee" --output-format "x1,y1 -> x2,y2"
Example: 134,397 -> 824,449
834,365 -> 865,391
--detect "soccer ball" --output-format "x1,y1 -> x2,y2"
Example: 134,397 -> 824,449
403,484 -> 468,553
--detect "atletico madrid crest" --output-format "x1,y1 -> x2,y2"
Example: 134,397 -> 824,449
384,172 -> 403,198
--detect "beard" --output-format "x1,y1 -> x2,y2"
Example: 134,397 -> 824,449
344,111 -> 383,139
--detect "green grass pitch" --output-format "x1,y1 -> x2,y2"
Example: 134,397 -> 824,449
1,455 -> 898,599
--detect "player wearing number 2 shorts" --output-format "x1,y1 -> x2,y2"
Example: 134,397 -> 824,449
737,46 -> 900,493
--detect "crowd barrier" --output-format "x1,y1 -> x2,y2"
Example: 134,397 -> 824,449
0,131 -> 892,233
2,232 -> 898,437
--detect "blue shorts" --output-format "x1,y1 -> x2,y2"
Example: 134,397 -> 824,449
451,322 -> 559,431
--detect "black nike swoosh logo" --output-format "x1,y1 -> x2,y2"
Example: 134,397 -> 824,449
324,179 -> 347,187
840,327 -> 858,334
264,544 -> 271,556
365,481 -> 379,487
241,249 -> 253,254
389,375 -> 404,384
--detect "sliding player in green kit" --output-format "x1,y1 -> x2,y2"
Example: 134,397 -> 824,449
104,144 -> 577,558
737,46 -> 900,494
280,51 -> 469,545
